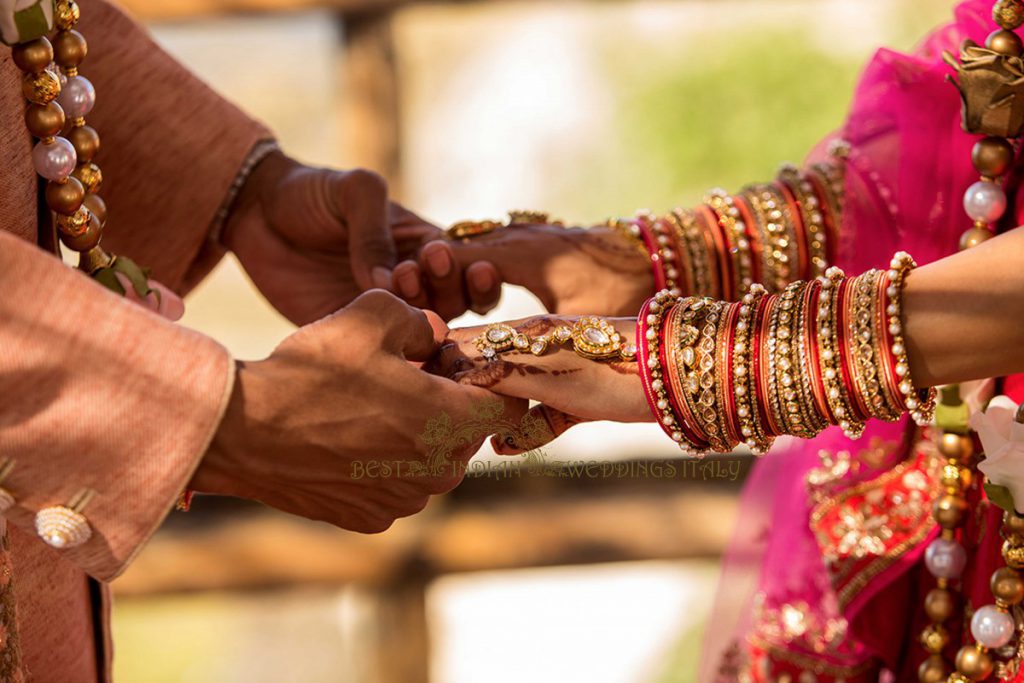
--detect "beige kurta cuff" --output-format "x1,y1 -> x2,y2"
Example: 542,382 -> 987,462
0,232 -> 233,581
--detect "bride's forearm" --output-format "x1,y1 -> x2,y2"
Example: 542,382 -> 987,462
904,226 -> 1024,387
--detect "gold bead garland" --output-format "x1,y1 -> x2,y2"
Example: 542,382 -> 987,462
928,3 -> 1024,680
11,0 -> 155,297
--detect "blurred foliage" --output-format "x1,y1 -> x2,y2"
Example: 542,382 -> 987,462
548,28 -> 864,220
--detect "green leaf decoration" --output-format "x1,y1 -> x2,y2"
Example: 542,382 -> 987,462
984,481 -> 1020,515
11,2 -> 52,45
92,267 -> 126,296
935,400 -> 971,434
91,256 -> 159,303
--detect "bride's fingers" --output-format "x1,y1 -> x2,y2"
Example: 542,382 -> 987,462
491,404 -> 592,455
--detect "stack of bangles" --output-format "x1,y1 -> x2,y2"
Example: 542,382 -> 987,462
637,251 -> 937,456
612,155 -> 845,300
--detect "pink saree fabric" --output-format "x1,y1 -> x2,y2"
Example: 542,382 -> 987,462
700,2 -> 1024,679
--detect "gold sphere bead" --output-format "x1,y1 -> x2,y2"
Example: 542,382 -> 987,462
1002,539 -> 1024,569
56,206 -> 90,237
1006,512 -> 1024,538
72,163 -> 103,194
21,69 -> 61,105
960,226 -> 994,250
939,432 -> 973,460
941,463 -> 964,491
994,0 -> 1024,30
45,178 -> 85,215
933,494 -> 968,529
987,28 -> 1024,56
972,137 -> 1016,177
917,655 -> 950,683
924,587 -> 956,622
66,125 -> 100,163
920,623 -> 950,654
11,38 -> 54,73
52,30 -> 88,68
24,102 -> 66,139
948,675 -> 972,683
58,209 -> 100,252
83,193 -> 107,226
54,0 -> 80,30
991,567 -> 1024,605
955,645 -> 994,681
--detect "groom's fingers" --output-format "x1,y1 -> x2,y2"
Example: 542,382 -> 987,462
348,290 -> 437,361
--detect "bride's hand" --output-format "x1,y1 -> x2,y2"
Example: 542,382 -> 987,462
406,224 -> 655,317
431,315 -> 651,452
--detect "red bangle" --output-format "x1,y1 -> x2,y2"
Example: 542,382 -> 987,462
698,204 -> 731,300
837,277 -> 872,422
661,303 -> 711,450
733,194 -> 764,287
805,170 -> 840,267
634,216 -> 668,291
775,180 -> 811,280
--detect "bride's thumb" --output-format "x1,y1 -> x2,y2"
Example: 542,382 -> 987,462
490,404 -> 592,455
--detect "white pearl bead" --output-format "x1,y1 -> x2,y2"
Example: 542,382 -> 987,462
646,329 -> 656,340
900,381 -> 912,395
737,406 -> 749,418
57,75 -> 96,119
886,286 -> 897,298
889,323 -> 901,336
891,343 -> 904,356
651,379 -> 663,391
741,426 -> 752,437
32,137 -> 77,181
822,349 -> 834,361
825,369 -> 836,380
906,398 -> 919,410
646,315 -> 657,325
963,180 -> 1007,224
971,605 -> 1015,649
924,537 -> 966,579
895,364 -> 908,377
657,399 -> 668,410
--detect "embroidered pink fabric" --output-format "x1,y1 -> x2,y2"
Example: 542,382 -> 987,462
698,2 -> 1024,679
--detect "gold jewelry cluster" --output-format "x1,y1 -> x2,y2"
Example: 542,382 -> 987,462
475,317 -> 637,363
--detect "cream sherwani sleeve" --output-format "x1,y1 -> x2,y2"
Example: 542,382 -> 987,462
0,0 -> 271,582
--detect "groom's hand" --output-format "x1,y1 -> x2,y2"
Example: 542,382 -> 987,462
190,290 -> 524,533
223,149 -> 503,325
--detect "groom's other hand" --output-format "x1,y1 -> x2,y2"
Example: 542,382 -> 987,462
189,290 -> 523,533
223,149 -> 503,324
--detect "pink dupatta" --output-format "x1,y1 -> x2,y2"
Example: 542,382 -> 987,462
700,2 -> 1024,679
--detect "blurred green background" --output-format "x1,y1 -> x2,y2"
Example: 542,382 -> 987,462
114,1 -> 949,682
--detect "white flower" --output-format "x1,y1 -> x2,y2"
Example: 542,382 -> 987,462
972,396 -> 1024,513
